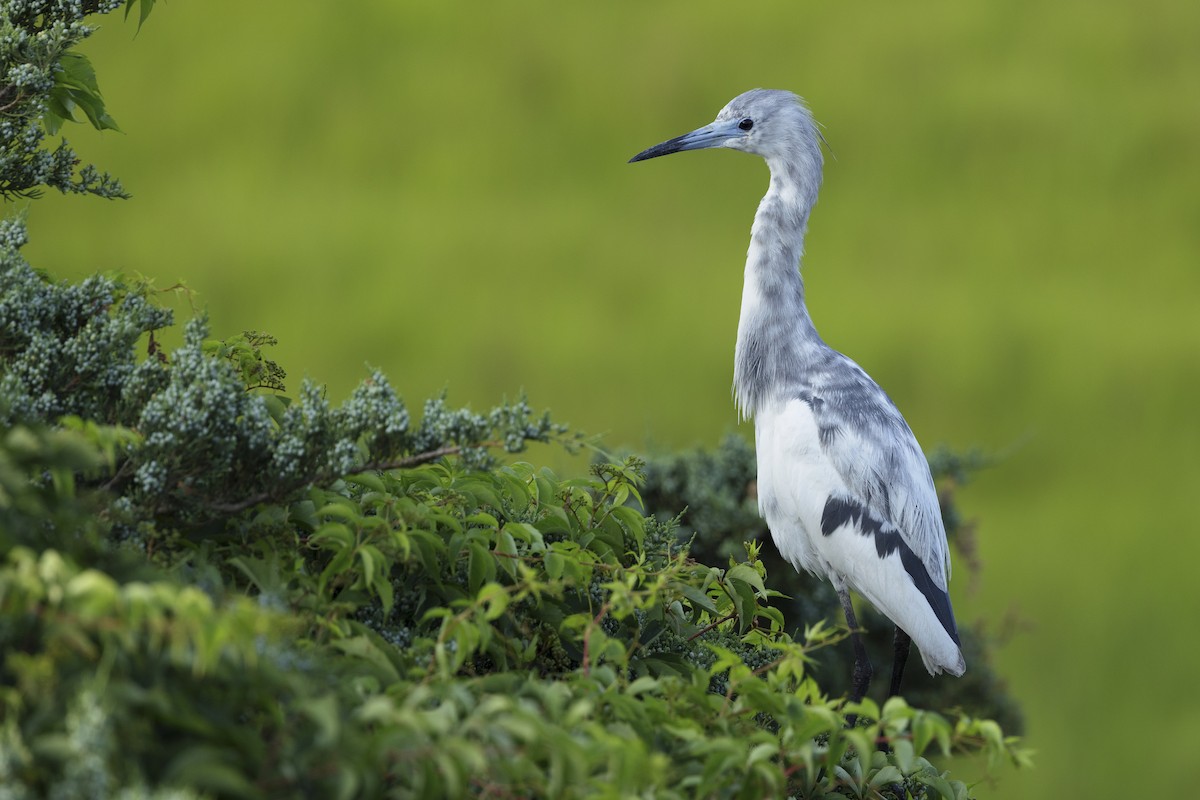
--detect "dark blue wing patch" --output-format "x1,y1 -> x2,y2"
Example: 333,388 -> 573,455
821,495 -> 960,645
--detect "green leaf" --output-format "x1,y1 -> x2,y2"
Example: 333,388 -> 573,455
534,507 -> 572,535
262,394 -> 291,424
747,742 -> 777,767
560,612 -> 593,636
44,98 -> 71,135
911,710 -> 937,755
315,502 -> 362,524
726,563 -> 766,596
730,578 -> 757,633
610,504 -> 646,548
478,582 -> 509,621
357,544 -> 386,592
124,0 -> 158,31
758,604 -> 786,630
535,472 -> 559,504
375,571 -> 394,616
544,550 -> 565,580
892,738 -> 915,775
468,541 -> 495,591
346,472 -> 386,493
331,634 -> 401,682
494,528 -> 519,577
868,765 -> 904,788
913,771 -> 958,800
49,53 -> 122,132
626,676 -> 660,696
161,746 -> 258,798
310,521 -> 355,550
466,511 -> 500,530
673,581 -> 718,614
299,693 -> 341,747
64,569 -> 119,617
504,522 -> 545,552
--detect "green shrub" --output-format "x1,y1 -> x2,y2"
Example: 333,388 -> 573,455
0,225 -> 1029,799
0,2 -> 1027,796
636,435 -> 1024,733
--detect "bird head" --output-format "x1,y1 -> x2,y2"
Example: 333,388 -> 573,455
629,89 -> 823,167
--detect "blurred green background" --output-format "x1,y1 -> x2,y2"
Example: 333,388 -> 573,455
9,0 -> 1199,795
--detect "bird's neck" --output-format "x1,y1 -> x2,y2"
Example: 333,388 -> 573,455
733,171 -> 824,417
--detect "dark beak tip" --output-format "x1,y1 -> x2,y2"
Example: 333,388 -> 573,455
628,144 -> 674,164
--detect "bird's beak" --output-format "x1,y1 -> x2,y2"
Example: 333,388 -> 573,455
628,118 -> 744,163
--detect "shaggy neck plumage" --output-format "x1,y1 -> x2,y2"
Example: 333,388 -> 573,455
733,150 -> 825,417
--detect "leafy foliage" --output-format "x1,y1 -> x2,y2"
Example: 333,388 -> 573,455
0,0 -> 145,199
0,4 -> 1028,797
0,220 -> 1029,796
636,434 -> 1024,734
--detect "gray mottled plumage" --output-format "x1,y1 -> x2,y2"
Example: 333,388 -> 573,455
631,89 -> 964,698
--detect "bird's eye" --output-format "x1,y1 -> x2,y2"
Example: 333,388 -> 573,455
738,118 -> 754,131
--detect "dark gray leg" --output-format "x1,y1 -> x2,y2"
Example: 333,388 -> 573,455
888,627 -> 911,699
875,627 -> 914,755
839,588 -> 872,726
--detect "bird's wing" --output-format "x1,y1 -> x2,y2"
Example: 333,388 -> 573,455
798,351 -> 951,591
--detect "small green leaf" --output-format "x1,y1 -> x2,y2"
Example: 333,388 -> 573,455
504,522 -> 541,543
330,635 -> 401,682
478,582 -> 509,621
161,747 -> 257,797
726,563 -> 766,596
466,511 -> 500,530
310,522 -> 355,549
912,771 -> 957,800
730,578 -> 756,632
315,503 -> 361,524
560,612 -> 591,632
544,550 -> 565,580
626,676 -> 660,696
375,573 -> 394,616
357,545 -> 378,588
747,742 -> 777,767
868,765 -> 903,787
673,581 -> 718,614
494,529 -> 519,576
124,0 -> 158,31
468,541 -> 494,591
49,53 -> 122,132
299,693 -> 341,747
610,504 -> 646,547
346,472 -> 385,493
892,737 -> 915,775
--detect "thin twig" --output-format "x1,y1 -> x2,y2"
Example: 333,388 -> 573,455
688,611 -> 737,642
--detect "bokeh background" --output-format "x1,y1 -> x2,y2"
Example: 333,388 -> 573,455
9,1 -> 1199,796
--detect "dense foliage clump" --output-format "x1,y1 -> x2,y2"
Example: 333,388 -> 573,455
0,225 -> 1027,800
0,2 -> 1027,797
0,0 -> 155,199
636,435 -> 1024,733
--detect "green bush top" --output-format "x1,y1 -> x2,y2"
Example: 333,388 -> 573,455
0,2 -> 1026,797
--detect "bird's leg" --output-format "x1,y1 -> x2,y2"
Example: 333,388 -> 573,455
875,627 -> 914,755
838,588 -> 872,727
888,627 -> 911,699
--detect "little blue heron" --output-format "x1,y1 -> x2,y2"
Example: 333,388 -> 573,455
630,89 -> 964,705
